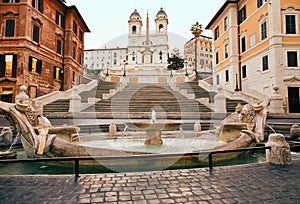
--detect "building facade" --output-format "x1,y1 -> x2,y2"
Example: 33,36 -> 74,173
84,48 -> 128,72
206,0 -> 300,113
84,8 -> 169,72
0,0 -> 90,102
184,35 -> 213,74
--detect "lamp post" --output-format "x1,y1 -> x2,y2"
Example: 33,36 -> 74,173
106,62 -> 109,76
185,61 -> 188,76
123,60 -> 127,76
235,73 -> 239,91
159,50 -> 163,63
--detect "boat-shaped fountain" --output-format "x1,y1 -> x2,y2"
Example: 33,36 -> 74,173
0,86 -> 267,171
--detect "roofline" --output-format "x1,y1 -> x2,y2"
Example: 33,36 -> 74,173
84,47 -> 128,52
67,5 -> 91,32
185,35 -> 212,45
205,0 -> 238,30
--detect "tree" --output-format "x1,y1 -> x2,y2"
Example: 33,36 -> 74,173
190,22 -> 203,75
190,21 -> 203,38
167,48 -> 184,71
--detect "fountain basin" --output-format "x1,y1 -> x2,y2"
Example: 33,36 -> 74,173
125,121 -> 182,145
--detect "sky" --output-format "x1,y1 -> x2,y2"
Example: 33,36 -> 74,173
66,0 -> 226,50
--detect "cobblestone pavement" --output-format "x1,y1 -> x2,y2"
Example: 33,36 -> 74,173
0,160 -> 300,204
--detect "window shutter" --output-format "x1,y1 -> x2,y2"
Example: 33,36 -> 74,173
37,59 -> 42,74
39,0 -> 44,12
55,11 -> 59,25
61,15 -> 65,28
12,54 -> 17,78
32,0 -> 35,7
53,66 -> 57,79
0,55 -> 5,77
29,56 -> 32,71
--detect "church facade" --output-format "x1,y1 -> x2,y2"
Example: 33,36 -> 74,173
84,8 -> 169,71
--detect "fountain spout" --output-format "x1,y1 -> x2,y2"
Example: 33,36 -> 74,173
151,110 -> 156,123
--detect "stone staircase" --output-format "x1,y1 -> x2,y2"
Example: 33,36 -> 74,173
82,83 -> 212,119
43,78 -> 247,119
43,81 -> 118,114
79,81 -> 118,102
175,80 -> 247,113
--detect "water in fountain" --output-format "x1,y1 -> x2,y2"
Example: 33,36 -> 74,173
7,132 -> 20,152
266,124 -> 277,134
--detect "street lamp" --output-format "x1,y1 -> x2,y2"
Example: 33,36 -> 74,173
123,60 -> 127,76
106,62 -> 109,76
185,61 -> 188,76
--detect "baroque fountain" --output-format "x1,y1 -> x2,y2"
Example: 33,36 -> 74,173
0,85 -> 268,171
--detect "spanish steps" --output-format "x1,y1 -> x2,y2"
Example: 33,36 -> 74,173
43,79 -> 245,119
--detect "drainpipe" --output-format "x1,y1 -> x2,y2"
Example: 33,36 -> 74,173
60,7 -> 67,91
236,1 -> 241,91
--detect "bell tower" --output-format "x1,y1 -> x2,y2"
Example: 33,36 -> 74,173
155,7 -> 168,34
128,9 -> 142,36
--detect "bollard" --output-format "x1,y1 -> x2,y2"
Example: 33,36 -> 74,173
266,133 -> 292,165
194,122 -> 201,132
109,123 -> 117,136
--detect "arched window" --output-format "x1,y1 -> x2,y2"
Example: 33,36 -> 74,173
132,26 -> 137,34
159,24 -> 164,32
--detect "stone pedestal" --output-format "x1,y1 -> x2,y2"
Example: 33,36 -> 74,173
144,130 -> 163,145
268,87 -> 285,114
266,133 -> 292,165
290,125 -> 300,140
69,89 -> 81,113
214,86 -> 227,113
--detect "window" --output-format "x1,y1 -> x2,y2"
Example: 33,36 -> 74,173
0,54 -> 17,78
261,21 -> 267,40
79,30 -> 83,42
73,47 -> 76,60
5,19 -> 15,37
32,0 -> 43,13
56,39 -> 62,55
55,11 -> 65,28
241,37 -> 246,52
214,26 -> 219,40
53,66 -> 63,80
33,25 -> 40,43
287,51 -> 298,67
132,26 -> 137,34
224,17 -> 228,31
257,0 -> 265,8
72,71 -> 75,82
2,0 -> 20,3
216,74 -> 220,85
73,21 -> 78,35
225,70 -> 229,82
238,6 -> 246,24
215,52 -> 219,64
78,52 -> 82,64
224,44 -> 229,59
242,65 -> 247,78
262,55 -> 268,71
286,15 -> 296,34
250,33 -> 256,48
29,56 -> 42,74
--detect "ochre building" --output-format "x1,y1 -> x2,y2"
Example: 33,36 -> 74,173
206,0 -> 300,113
0,0 -> 90,102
